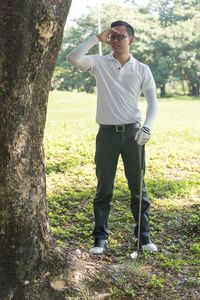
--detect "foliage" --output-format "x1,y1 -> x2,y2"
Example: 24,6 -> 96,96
146,275 -> 165,288
129,0 -> 200,96
52,1 -> 200,96
44,91 -> 200,299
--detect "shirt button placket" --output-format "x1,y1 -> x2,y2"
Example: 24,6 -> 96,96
118,68 -> 124,81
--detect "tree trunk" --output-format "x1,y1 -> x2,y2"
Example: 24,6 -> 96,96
160,84 -> 166,97
180,80 -> 186,95
191,84 -> 200,96
0,1 -> 72,299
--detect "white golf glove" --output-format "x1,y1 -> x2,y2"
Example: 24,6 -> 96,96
135,127 -> 151,145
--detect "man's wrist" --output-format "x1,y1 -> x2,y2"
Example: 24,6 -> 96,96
92,35 -> 100,43
143,122 -> 151,130
96,34 -> 101,41
142,126 -> 151,133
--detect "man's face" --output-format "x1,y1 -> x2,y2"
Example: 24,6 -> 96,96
109,25 -> 133,54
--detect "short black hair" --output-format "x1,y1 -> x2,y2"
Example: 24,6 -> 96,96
111,20 -> 134,38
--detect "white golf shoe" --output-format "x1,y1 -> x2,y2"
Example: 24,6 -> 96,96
89,239 -> 107,255
142,242 -> 158,252
135,239 -> 158,252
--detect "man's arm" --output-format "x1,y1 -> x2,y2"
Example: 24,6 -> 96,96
135,88 -> 158,145
67,36 -> 99,71
143,88 -> 158,129
67,28 -> 120,71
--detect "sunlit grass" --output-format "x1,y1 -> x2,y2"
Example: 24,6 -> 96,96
45,91 -> 200,212
44,90 -> 200,297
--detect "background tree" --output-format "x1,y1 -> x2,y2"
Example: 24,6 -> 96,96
169,14 -> 200,96
52,4 -> 164,94
52,18 -> 98,92
150,0 -> 200,96
0,0 -> 72,299
54,1 -> 200,96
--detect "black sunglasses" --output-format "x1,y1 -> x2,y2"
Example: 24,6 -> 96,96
107,34 -> 128,42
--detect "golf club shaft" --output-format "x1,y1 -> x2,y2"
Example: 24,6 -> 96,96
137,145 -> 145,253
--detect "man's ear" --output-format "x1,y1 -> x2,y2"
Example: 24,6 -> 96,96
129,37 -> 134,46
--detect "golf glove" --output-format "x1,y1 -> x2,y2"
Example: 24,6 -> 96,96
135,127 -> 151,145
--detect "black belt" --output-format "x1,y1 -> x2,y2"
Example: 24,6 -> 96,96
99,122 -> 140,132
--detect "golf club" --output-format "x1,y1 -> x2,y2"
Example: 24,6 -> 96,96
131,144 -> 145,259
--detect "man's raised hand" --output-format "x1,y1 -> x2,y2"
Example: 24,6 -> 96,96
97,28 -> 120,44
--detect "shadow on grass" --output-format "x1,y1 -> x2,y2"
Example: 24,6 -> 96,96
47,176 -> 199,250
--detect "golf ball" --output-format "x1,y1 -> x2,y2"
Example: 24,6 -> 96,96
130,251 -> 138,259
74,249 -> 81,254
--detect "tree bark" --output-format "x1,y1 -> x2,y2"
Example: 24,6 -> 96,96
180,80 -> 186,95
0,1 -> 72,299
191,83 -> 200,96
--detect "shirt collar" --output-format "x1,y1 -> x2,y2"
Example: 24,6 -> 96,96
106,53 -> 135,64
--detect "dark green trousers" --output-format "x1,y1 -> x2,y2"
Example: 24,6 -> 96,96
92,125 -> 150,245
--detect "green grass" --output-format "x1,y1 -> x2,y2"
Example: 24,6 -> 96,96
45,91 -> 200,299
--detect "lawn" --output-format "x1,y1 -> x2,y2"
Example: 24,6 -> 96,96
44,91 -> 200,299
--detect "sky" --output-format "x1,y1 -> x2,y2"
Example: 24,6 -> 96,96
65,0 -> 149,28
66,0 -> 126,27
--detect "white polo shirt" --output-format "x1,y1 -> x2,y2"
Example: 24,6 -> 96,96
67,36 -> 157,127
88,53 -> 156,125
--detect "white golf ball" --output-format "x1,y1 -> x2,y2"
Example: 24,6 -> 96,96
74,249 -> 81,254
130,251 -> 138,259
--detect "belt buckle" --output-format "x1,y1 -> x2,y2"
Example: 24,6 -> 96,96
116,125 -> 125,132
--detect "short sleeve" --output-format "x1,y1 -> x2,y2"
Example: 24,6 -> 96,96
141,66 -> 156,92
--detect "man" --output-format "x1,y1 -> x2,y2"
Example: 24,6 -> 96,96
67,20 -> 158,255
